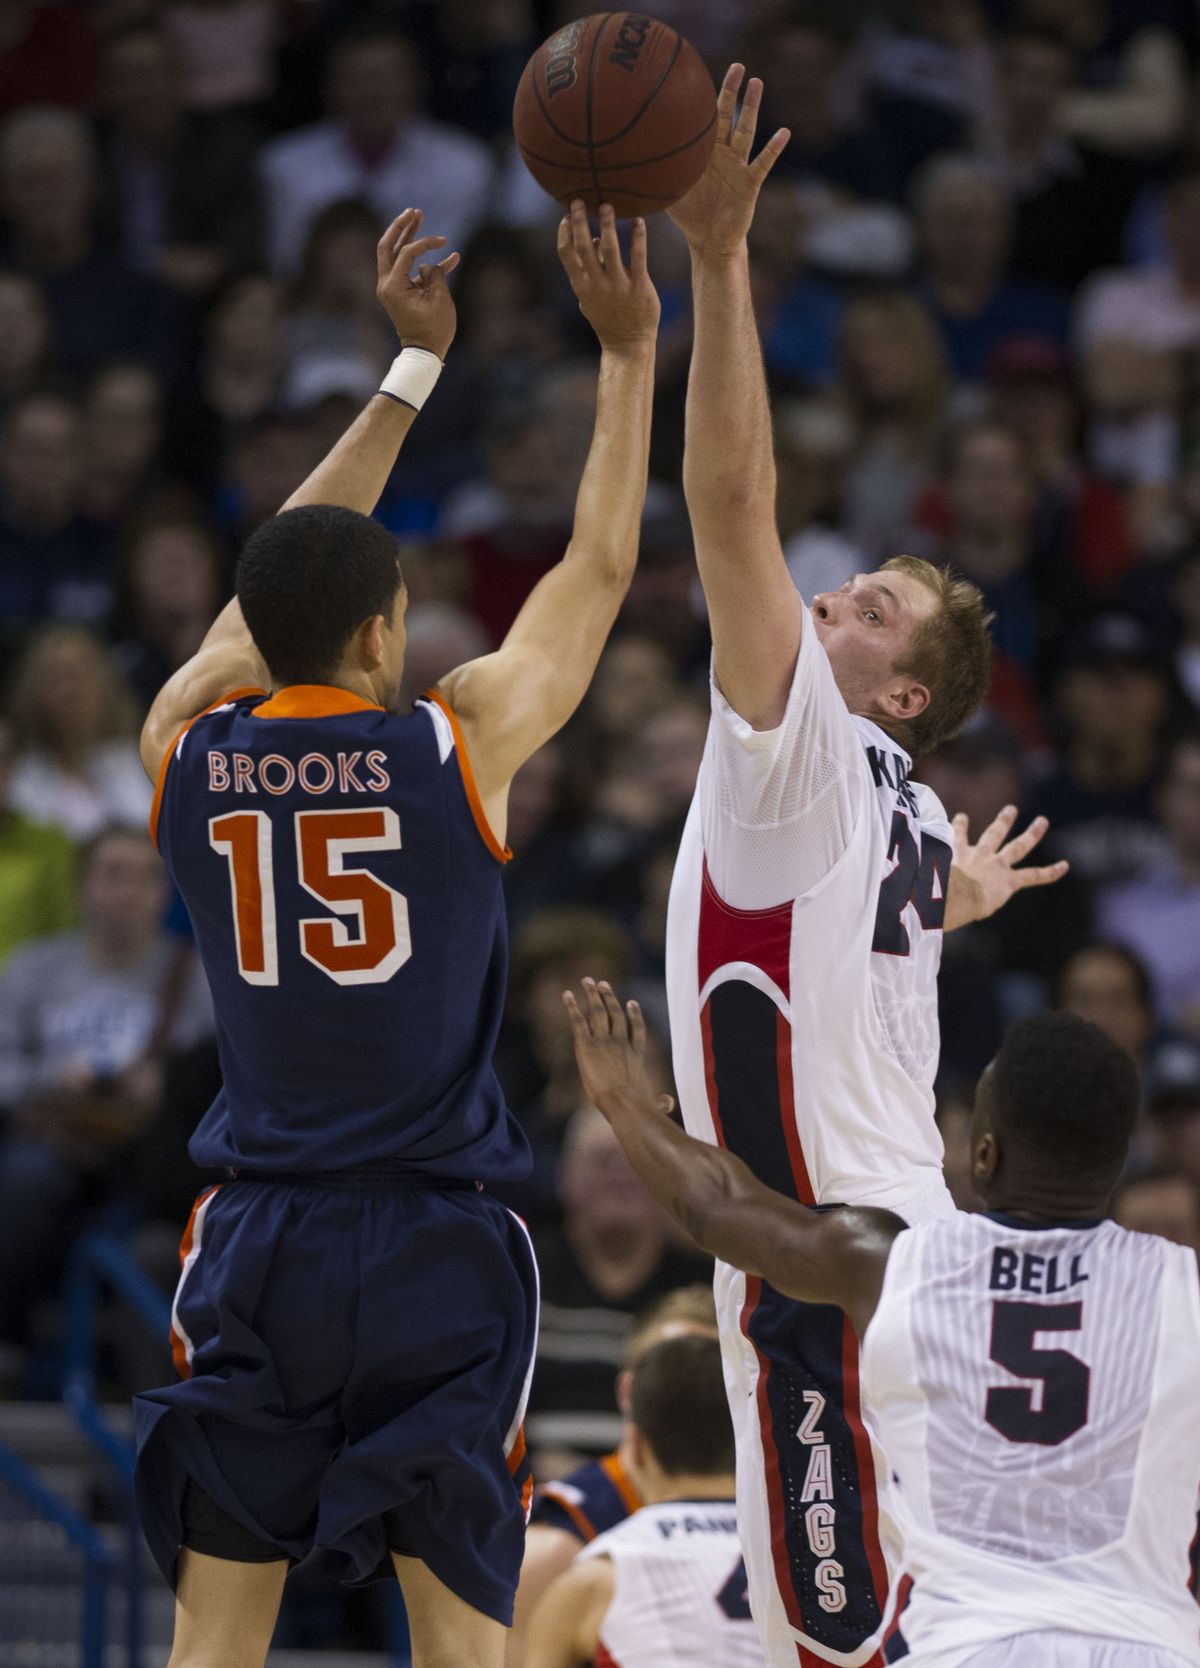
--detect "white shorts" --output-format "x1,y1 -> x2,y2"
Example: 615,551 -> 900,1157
938,1634 -> 1198,1668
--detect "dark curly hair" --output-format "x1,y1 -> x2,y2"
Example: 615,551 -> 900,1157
237,505 -> 403,687
990,1011 -> 1139,1183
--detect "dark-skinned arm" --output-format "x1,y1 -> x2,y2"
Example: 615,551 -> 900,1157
565,980 -> 904,1339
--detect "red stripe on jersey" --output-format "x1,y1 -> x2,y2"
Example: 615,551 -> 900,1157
698,859 -> 793,1000
841,1316 -> 889,1615
883,1573 -> 914,1652
775,1007 -> 814,1206
595,1641 -> 623,1668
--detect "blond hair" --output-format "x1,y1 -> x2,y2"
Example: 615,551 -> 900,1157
882,557 -> 993,757
625,1285 -> 718,1368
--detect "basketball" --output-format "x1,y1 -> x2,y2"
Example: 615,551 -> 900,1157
513,13 -> 717,218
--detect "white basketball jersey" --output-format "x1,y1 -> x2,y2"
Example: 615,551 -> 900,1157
666,606 -> 955,1212
577,1499 -> 766,1668
861,1212 -> 1200,1665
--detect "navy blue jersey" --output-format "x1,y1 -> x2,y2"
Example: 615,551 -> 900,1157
152,684 -> 530,1181
530,1453 -> 640,1544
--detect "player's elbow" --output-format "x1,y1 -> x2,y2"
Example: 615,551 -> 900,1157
564,537 -> 637,593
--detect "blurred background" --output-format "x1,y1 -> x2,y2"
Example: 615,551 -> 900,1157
2,0 -> 1200,1660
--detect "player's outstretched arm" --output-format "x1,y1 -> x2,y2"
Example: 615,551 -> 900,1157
566,979 -> 903,1339
435,203 -> 658,833
672,66 -> 799,731
139,210 -> 457,782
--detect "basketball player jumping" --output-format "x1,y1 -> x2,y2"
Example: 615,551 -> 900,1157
569,980 -> 1200,1668
665,66 -> 1069,1666
133,202 -> 658,1668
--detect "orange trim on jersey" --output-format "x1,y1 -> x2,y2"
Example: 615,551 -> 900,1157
423,688 -> 512,864
507,1424 -> 527,1476
149,687 -> 266,850
538,1486 -> 599,1543
169,1184 -> 221,1380
252,684 -> 385,720
598,1452 -> 641,1517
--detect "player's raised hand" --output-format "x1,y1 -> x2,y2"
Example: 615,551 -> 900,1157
668,64 -> 790,259
946,806 -> 1070,928
564,979 -> 675,1119
557,201 -> 660,352
376,208 -> 460,358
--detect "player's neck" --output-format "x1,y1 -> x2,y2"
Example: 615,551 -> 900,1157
983,1185 -> 1111,1226
647,1473 -> 737,1507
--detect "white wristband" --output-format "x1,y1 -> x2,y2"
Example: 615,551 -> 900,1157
379,347 -> 443,412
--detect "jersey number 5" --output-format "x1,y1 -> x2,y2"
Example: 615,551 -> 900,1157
985,1299 -> 1090,1446
209,808 -> 411,987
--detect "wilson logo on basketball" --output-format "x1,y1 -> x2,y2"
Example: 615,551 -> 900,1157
610,13 -> 652,71
545,20 -> 584,96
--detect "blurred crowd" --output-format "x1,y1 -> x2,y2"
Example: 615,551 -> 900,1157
2,0 -> 1200,1567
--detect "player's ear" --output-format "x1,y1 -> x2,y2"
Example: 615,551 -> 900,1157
358,614 -> 387,671
615,1366 -> 633,1415
882,676 -> 930,724
973,1129 -> 1000,1193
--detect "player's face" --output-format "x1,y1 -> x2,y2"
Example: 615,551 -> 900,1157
810,572 -> 936,728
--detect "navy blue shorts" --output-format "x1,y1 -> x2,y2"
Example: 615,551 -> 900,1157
133,1171 -> 538,1625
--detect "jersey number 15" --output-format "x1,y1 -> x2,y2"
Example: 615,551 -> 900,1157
209,808 -> 411,987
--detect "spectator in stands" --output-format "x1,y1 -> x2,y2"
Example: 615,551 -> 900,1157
525,1105 -> 710,1476
0,106 -> 182,381
500,909 -> 635,1197
164,0 -> 278,116
1056,941 -> 1184,1097
1021,0 -> 1193,160
867,0 -> 997,126
0,826 -> 212,1371
1143,1038 -> 1200,1187
0,717 -> 76,969
259,24 -> 492,277
776,396 -> 866,599
284,198 -> 391,371
97,19 -> 263,295
80,361 -> 166,532
986,337 -> 1131,595
1098,730 -> 1200,1032
110,503 -> 226,712
173,273 -> 287,495
1076,160 -> 1200,359
397,602 -> 489,711
985,25 -> 1136,294
0,389 -> 113,630
1026,616 -> 1176,886
594,695 -> 709,839
0,0 -> 98,121
0,271 -> 52,409
912,153 -> 1069,380
1112,1167 -> 1200,1255
4,627 -> 151,841
837,289 -> 950,551
215,411 -> 317,550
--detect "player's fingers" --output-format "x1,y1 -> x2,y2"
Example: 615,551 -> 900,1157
628,216 -> 648,281
749,126 -> 791,187
1000,815 -> 1049,867
716,63 -> 744,144
562,990 -> 588,1038
435,250 -> 460,275
951,810 -> 970,860
597,980 -> 625,1035
570,198 -> 599,272
557,213 -> 578,274
978,803 -> 1019,854
628,999 -> 647,1050
378,208 -> 418,277
581,976 -> 608,1032
597,203 -> 621,273
732,74 -> 762,157
1014,860 -> 1070,891
395,234 -> 447,277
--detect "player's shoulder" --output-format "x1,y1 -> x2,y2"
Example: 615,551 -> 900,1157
532,1453 -> 637,1544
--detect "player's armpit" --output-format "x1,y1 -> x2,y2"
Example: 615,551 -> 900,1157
523,1555 -> 614,1668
